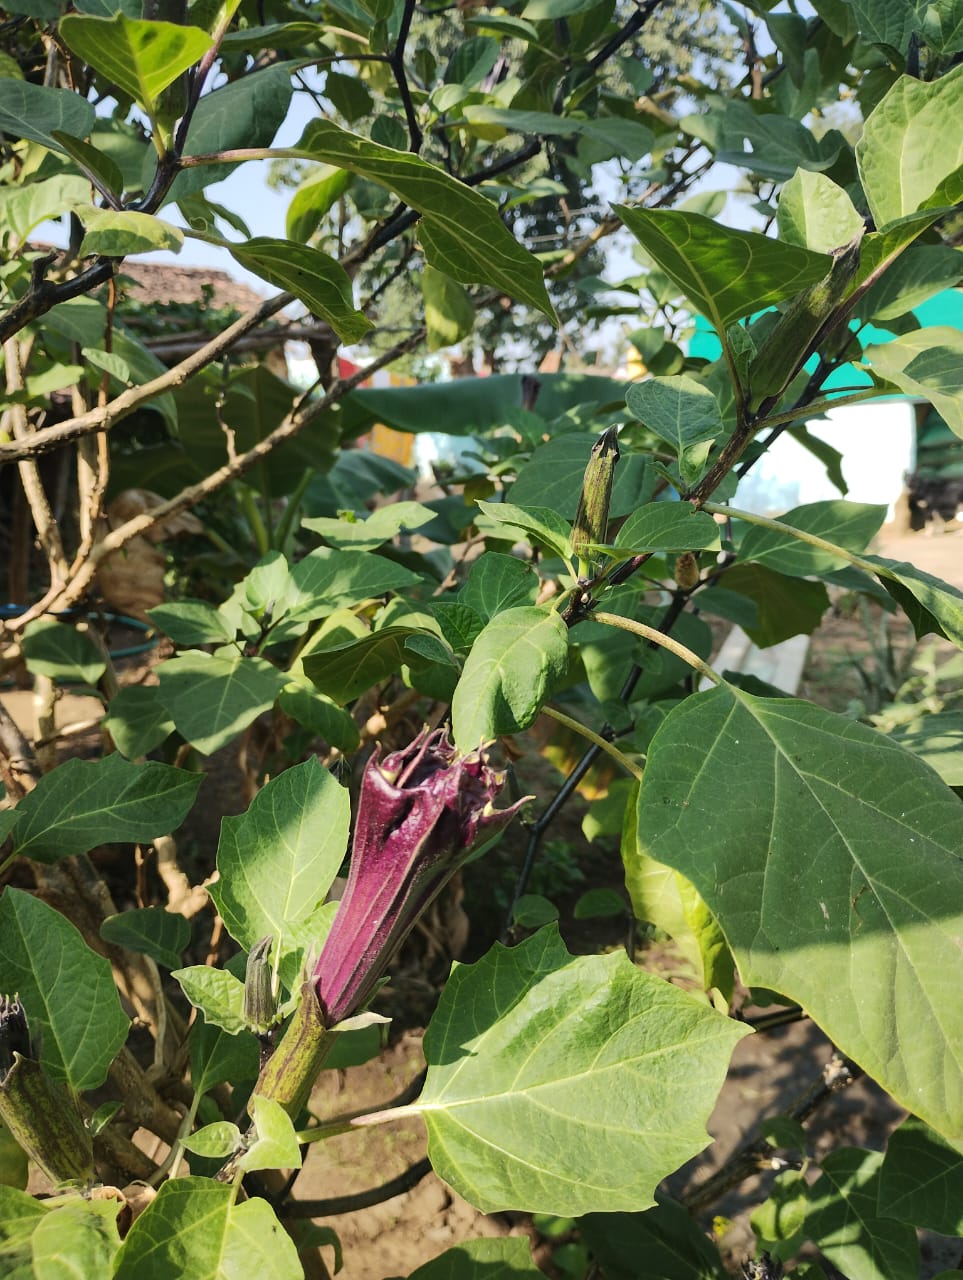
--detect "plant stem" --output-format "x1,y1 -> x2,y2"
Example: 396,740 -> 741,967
541,705 -> 645,780
591,612 -> 722,686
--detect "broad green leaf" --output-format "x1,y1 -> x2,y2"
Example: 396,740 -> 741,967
277,682 -> 360,753
722,563 -> 829,647
180,1122 -> 240,1158
418,927 -> 749,1215
165,63 -> 293,203
52,131 -> 125,196
58,15 -> 212,112
863,328 -> 963,437
856,66 -> 963,229
777,170 -> 865,253
462,105 -> 653,163
523,0 -> 605,16
738,501 -> 887,576
0,890 -> 128,1091
174,965 -> 248,1035
430,601 -> 484,652
302,501 -> 435,551
342,372 -> 629,438
0,810 -> 21,846
912,0 -> 963,52
302,626 -> 436,704
581,1199 -> 729,1280
615,207 -> 830,332
891,712 -> 963,786
422,264 -> 476,350
845,0 -> 918,50
408,1237 -> 543,1278
459,553 -> 538,622
148,599 -> 235,646
76,206 -> 182,255
513,894 -> 559,928
228,239 -> 371,344
323,68 -> 373,120
293,120 -> 555,320
451,607 -> 568,748
713,102 -> 846,182
156,651 -> 287,754
625,376 -> 725,485
877,1115 -> 963,1234
858,245 -> 963,322
210,757 -> 349,956
188,1015 -> 259,1096
863,554 -> 963,647
236,1095 -> 301,1173
510,435 -> 654,520
0,81 -> 94,154
752,1168 -> 809,1257
474,500 -> 573,563
100,906 -> 191,970
284,547 -> 422,623
285,163 -> 351,242
0,175 -> 90,243
27,1199 -> 121,1279
613,502 -> 721,554
623,813 -> 734,1000
10,755 -> 202,862
112,1178 -> 301,1280
636,685 -> 963,1140
805,1148 -> 919,1280
103,685 -> 175,759
20,617 -> 105,686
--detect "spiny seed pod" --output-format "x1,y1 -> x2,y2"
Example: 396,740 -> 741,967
571,425 -> 620,574
748,231 -> 863,411
674,552 -> 700,590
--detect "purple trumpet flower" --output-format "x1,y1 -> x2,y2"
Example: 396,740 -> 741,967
313,728 -> 525,1026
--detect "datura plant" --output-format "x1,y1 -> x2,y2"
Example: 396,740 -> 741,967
1,0 -> 963,1277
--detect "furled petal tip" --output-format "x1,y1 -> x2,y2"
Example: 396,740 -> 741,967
313,728 -> 526,1026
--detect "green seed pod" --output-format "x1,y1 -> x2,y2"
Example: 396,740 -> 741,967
571,425 -> 620,574
748,231 -> 863,411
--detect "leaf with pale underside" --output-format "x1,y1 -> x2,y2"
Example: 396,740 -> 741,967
417,927 -> 748,1215
58,14 -> 212,112
615,206 -> 830,334
292,120 -> 554,320
228,239 -> 371,344
856,65 -> 963,229
636,684 -> 963,1141
451,606 -> 568,747
862,328 -> 963,438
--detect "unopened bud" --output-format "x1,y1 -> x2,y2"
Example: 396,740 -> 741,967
572,426 -> 620,572
244,937 -> 276,1035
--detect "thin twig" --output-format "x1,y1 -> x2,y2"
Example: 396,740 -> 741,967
592,611 -> 722,686
541,705 -> 644,780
